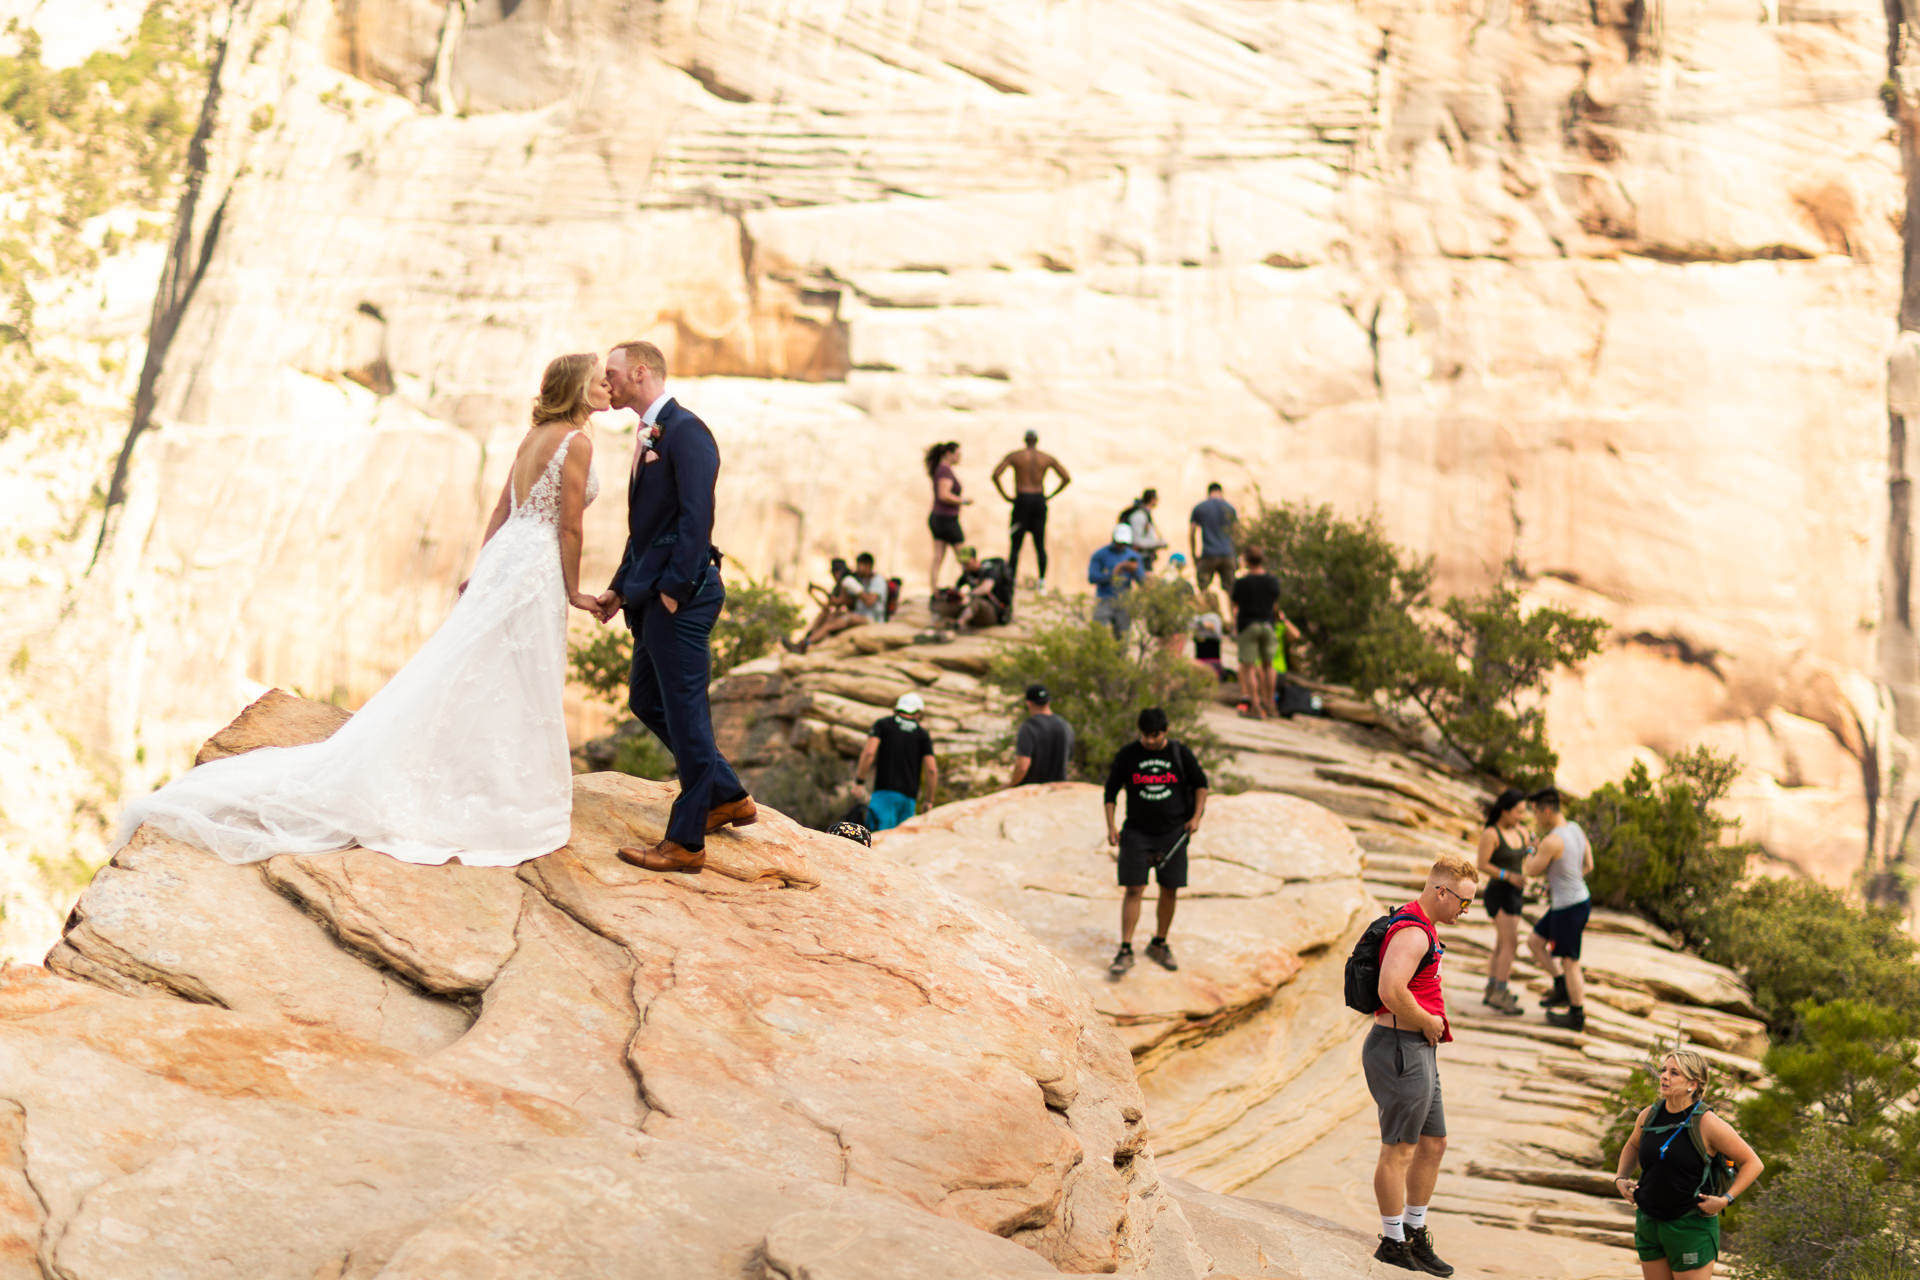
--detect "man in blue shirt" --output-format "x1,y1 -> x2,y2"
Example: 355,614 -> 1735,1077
1087,524 -> 1145,640
1188,483 -> 1238,592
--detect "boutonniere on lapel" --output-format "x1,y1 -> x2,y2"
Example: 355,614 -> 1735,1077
639,423 -> 661,466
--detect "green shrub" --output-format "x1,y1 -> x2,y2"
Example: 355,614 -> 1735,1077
1701,881 -> 1920,1037
1235,500 -> 1431,687
1123,574 -> 1198,655
1367,574 -> 1606,785
612,731 -> 675,782
568,572 -> 803,705
984,596 -> 1218,780
1578,747 -> 1756,945
711,574 -> 802,679
1736,1127 -> 1920,1280
1738,999 -> 1920,1177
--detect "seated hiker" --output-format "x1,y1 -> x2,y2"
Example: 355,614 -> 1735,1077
784,556 -> 875,653
931,546 -> 1013,630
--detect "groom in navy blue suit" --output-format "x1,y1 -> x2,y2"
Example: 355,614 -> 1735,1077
593,340 -> 756,872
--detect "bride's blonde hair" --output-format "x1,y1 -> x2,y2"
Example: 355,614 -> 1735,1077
531,353 -> 597,427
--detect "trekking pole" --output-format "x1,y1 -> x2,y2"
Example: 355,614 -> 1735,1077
1151,830 -> 1192,871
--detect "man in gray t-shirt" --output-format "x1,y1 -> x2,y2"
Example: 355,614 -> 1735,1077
1523,787 -> 1594,1032
1011,684 -> 1074,785
1188,483 -> 1239,591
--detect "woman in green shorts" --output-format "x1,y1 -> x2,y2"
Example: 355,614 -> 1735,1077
1613,1049 -> 1764,1279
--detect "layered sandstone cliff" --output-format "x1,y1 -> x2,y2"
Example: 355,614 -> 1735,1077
3,0 -> 1918,958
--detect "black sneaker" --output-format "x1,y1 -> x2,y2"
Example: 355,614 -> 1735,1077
1545,1005 -> 1587,1033
1108,945 -> 1135,978
1404,1225 -> 1454,1277
1373,1236 -> 1420,1271
1144,938 -> 1178,971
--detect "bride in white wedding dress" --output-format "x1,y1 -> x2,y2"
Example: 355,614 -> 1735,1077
116,353 -> 608,867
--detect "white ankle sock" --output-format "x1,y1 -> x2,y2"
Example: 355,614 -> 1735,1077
1403,1204 -> 1428,1230
1381,1215 -> 1404,1241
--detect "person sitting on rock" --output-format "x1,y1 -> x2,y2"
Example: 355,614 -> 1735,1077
1524,786 -> 1593,1032
783,556 -> 876,654
931,546 -> 1013,631
1104,707 -> 1206,978
855,692 -> 938,832
1366,851 -> 1478,1276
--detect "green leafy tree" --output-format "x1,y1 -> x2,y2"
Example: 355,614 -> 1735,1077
984,597 -> 1217,779
710,575 -> 803,679
567,572 -> 802,779
1235,501 -> 1431,687
1737,1128 -> 1920,1280
1701,880 -> 1920,1036
568,572 -> 802,708
1123,574 -> 1199,661
1738,999 -> 1920,1177
1577,746 -> 1756,945
1367,574 -> 1606,785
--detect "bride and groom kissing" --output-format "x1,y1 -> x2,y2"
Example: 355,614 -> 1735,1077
118,341 -> 756,875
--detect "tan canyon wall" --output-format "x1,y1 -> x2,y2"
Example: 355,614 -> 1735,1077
27,0 -> 1916,938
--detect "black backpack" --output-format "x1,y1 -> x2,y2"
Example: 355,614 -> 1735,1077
1640,1100 -> 1736,1197
1343,909 -> 1436,1014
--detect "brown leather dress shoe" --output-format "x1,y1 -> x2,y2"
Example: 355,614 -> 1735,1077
705,794 -> 759,833
616,839 -> 706,873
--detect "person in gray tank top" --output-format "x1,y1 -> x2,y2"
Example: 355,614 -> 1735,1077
1522,787 -> 1595,1032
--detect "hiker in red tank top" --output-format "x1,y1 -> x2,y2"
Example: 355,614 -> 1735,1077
1374,901 -> 1450,1041
1364,852 -> 1480,1276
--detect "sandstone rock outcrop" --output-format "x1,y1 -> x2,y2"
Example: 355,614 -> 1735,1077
26,689 -> 1398,1278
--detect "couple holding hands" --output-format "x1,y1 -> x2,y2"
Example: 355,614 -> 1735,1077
119,342 -> 752,874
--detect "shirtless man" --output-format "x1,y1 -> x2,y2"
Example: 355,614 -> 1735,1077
991,430 -> 1072,590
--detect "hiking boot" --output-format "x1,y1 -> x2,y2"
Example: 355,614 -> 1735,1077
1144,938 -> 1178,971
1484,986 -> 1523,1016
1108,945 -> 1135,979
1545,1005 -> 1587,1033
1373,1236 -> 1420,1271
1404,1225 -> 1454,1277
1539,976 -> 1570,1008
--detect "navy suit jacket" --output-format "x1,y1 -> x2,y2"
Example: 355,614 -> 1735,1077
609,396 -> 722,608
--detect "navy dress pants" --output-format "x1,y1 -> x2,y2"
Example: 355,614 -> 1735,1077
625,574 -> 746,850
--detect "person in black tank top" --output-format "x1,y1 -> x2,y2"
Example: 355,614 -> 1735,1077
1473,789 -> 1531,1015
1614,1049 -> 1764,1279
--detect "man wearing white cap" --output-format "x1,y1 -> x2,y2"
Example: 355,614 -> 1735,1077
856,691 -> 939,832
1087,523 -> 1146,640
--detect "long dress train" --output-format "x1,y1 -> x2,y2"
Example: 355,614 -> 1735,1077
116,431 -> 598,867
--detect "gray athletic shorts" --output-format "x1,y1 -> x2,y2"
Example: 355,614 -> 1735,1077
1362,1025 -> 1446,1144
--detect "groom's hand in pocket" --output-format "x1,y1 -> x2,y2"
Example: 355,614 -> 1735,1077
659,592 -> 679,615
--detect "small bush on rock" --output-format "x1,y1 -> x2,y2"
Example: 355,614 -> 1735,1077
984,597 -> 1217,778
1235,500 -> 1431,688
1701,881 -> 1920,1037
1736,1127 -> 1920,1280
1366,572 -> 1606,786
1577,747 -> 1756,945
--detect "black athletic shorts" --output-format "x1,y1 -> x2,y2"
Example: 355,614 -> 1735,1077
1010,492 -> 1048,535
1484,877 -> 1525,918
1118,826 -> 1188,889
1533,899 -> 1593,961
928,513 -> 964,545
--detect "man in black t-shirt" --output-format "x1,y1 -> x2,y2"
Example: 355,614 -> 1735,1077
1011,683 -> 1075,786
856,692 -> 938,832
1229,547 -> 1285,719
1103,707 -> 1208,977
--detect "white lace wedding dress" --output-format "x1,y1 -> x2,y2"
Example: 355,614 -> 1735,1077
117,431 -> 599,867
